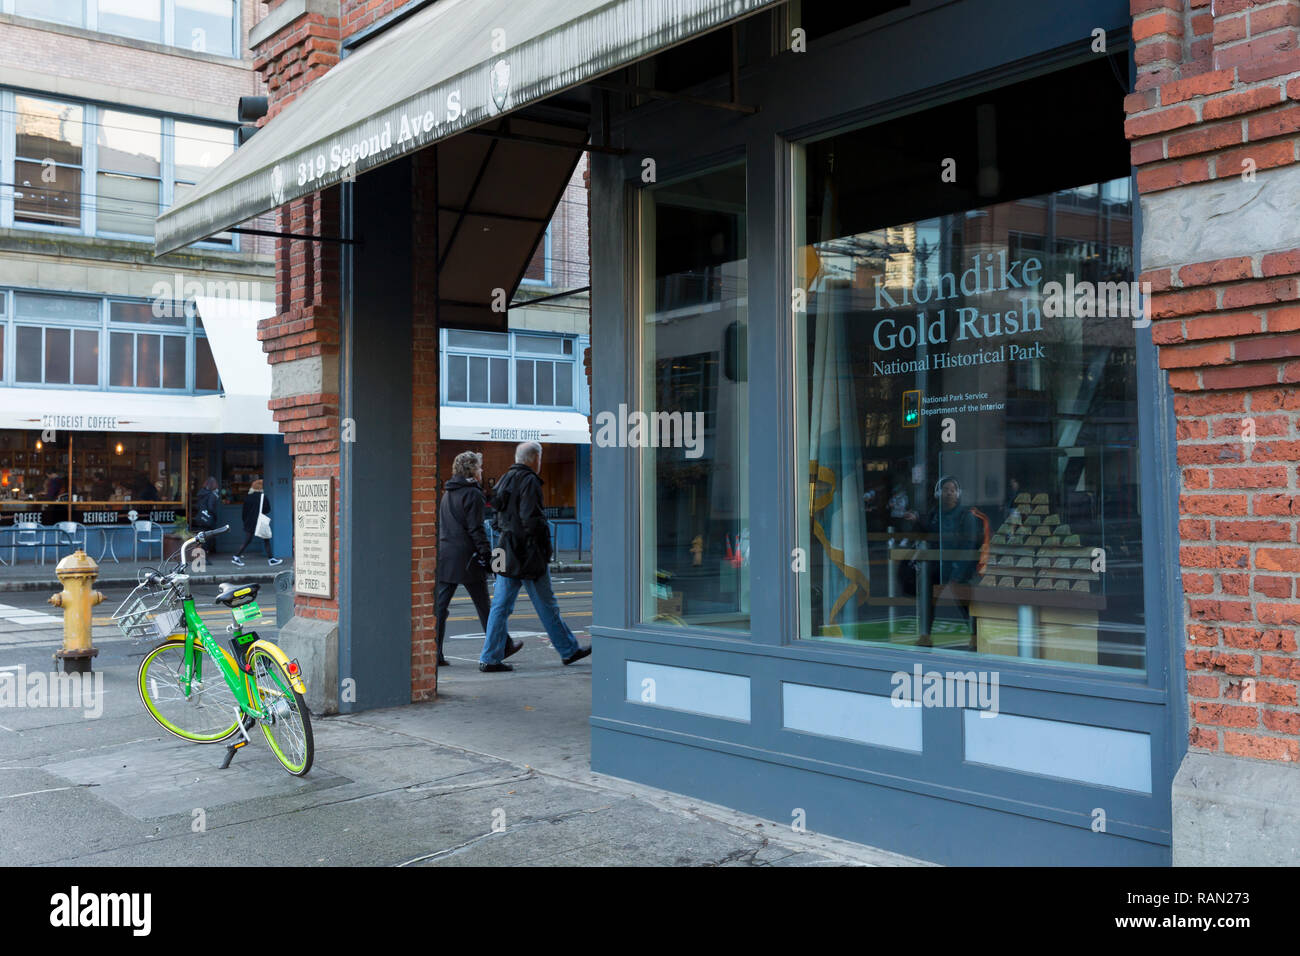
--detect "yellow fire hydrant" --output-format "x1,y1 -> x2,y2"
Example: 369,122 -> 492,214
49,549 -> 104,674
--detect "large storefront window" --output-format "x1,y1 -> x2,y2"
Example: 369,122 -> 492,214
0,430 -> 184,526
640,163 -> 749,629
794,59 -> 1144,671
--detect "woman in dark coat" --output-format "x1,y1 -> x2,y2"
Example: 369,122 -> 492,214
232,478 -> 282,567
193,476 -> 222,554
434,452 -> 511,666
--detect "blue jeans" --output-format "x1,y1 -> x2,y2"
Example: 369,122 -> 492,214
480,569 -> 580,664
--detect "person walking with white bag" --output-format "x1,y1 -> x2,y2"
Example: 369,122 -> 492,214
232,478 -> 282,567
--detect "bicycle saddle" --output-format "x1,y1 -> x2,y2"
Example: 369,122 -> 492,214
214,582 -> 260,608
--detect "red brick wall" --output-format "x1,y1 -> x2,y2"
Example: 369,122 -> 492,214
253,11 -> 344,626
342,0 -> 405,39
412,148 -> 440,697
252,2 -> 341,119
1127,0 -> 1300,763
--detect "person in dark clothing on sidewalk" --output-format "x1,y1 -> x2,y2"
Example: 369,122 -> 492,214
193,476 -> 222,555
479,441 -> 591,672
434,451 -> 517,667
232,478 -> 282,567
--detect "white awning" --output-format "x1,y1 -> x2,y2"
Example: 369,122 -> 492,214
0,388 -> 271,435
440,406 -> 590,445
194,295 -> 274,401
154,0 -> 781,253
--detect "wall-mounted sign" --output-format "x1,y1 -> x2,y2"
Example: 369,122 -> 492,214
488,427 -> 543,442
294,478 -> 333,598
30,414 -> 124,431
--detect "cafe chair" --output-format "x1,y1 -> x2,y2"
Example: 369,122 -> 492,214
132,520 -> 163,562
11,521 -> 47,565
53,520 -> 87,560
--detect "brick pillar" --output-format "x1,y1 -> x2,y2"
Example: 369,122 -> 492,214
252,0 -> 341,121
250,1 -> 345,714
411,147 -> 440,700
1126,0 -> 1300,864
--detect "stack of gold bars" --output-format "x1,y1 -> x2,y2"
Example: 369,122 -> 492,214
977,492 -> 1099,594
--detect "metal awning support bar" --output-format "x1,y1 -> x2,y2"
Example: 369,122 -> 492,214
229,226 -> 360,245
509,285 -> 591,309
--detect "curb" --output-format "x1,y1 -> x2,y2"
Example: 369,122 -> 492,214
0,570 -> 284,593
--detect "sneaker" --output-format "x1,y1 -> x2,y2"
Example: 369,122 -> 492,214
478,662 -> 513,673
562,646 -> 592,666
268,558 -> 283,566
231,555 -> 245,567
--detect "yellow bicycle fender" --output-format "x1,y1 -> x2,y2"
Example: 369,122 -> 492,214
248,639 -> 307,695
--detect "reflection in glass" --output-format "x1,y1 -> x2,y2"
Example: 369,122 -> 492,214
196,336 -> 220,391
796,168 -> 1145,671
45,328 -> 71,384
16,327 -> 41,382
136,334 -> 161,388
74,329 -> 100,385
640,163 -> 749,629
175,0 -> 236,56
98,0 -> 162,42
15,97 -> 84,228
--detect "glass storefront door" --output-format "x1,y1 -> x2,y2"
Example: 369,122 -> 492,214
639,162 -> 750,629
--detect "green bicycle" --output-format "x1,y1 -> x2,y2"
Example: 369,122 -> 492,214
117,525 -> 313,776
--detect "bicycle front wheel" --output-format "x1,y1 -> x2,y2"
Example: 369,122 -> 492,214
247,646 -> 313,776
138,638 -> 241,743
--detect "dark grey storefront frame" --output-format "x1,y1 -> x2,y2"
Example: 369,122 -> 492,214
587,0 -> 1186,864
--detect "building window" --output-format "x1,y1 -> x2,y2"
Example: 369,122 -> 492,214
8,0 -> 238,57
195,332 -> 220,391
108,330 -> 187,389
441,330 -> 577,408
14,95 -> 84,230
792,57 -> 1143,671
15,0 -> 83,26
175,0 -> 237,56
174,121 -> 236,242
521,224 -> 552,286
3,90 -> 236,245
96,110 -> 162,237
639,162 -> 749,630
0,429 -> 185,518
11,294 -> 100,386
98,0 -> 162,42
0,290 -> 229,394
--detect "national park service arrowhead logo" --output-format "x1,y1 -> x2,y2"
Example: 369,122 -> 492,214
489,59 -> 511,113
270,164 -> 286,205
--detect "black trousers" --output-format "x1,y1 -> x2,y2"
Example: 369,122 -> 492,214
434,578 -> 503,660
235,530 -> 272,558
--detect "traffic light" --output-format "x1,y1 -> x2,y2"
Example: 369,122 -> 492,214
902,389 -> 921,428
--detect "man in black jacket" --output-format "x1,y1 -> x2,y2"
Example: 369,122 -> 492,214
478,442 -> 591,672
434,451 -> 519,667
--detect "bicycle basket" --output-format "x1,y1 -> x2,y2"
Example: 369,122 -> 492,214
111,583 -> 183,644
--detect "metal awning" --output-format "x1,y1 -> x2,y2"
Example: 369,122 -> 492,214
440,406 -> 591,445
154,0 -> 780,254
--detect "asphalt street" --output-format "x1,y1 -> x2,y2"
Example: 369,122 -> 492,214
0,570 -> 919,867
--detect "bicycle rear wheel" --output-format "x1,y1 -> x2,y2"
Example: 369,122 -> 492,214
247,647 -> 313,776
138,638 -> 241,743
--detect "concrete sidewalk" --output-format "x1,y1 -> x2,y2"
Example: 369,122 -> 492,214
0,555 -> 290,592
0,623 -> 923,867
0,555 -> 589,590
